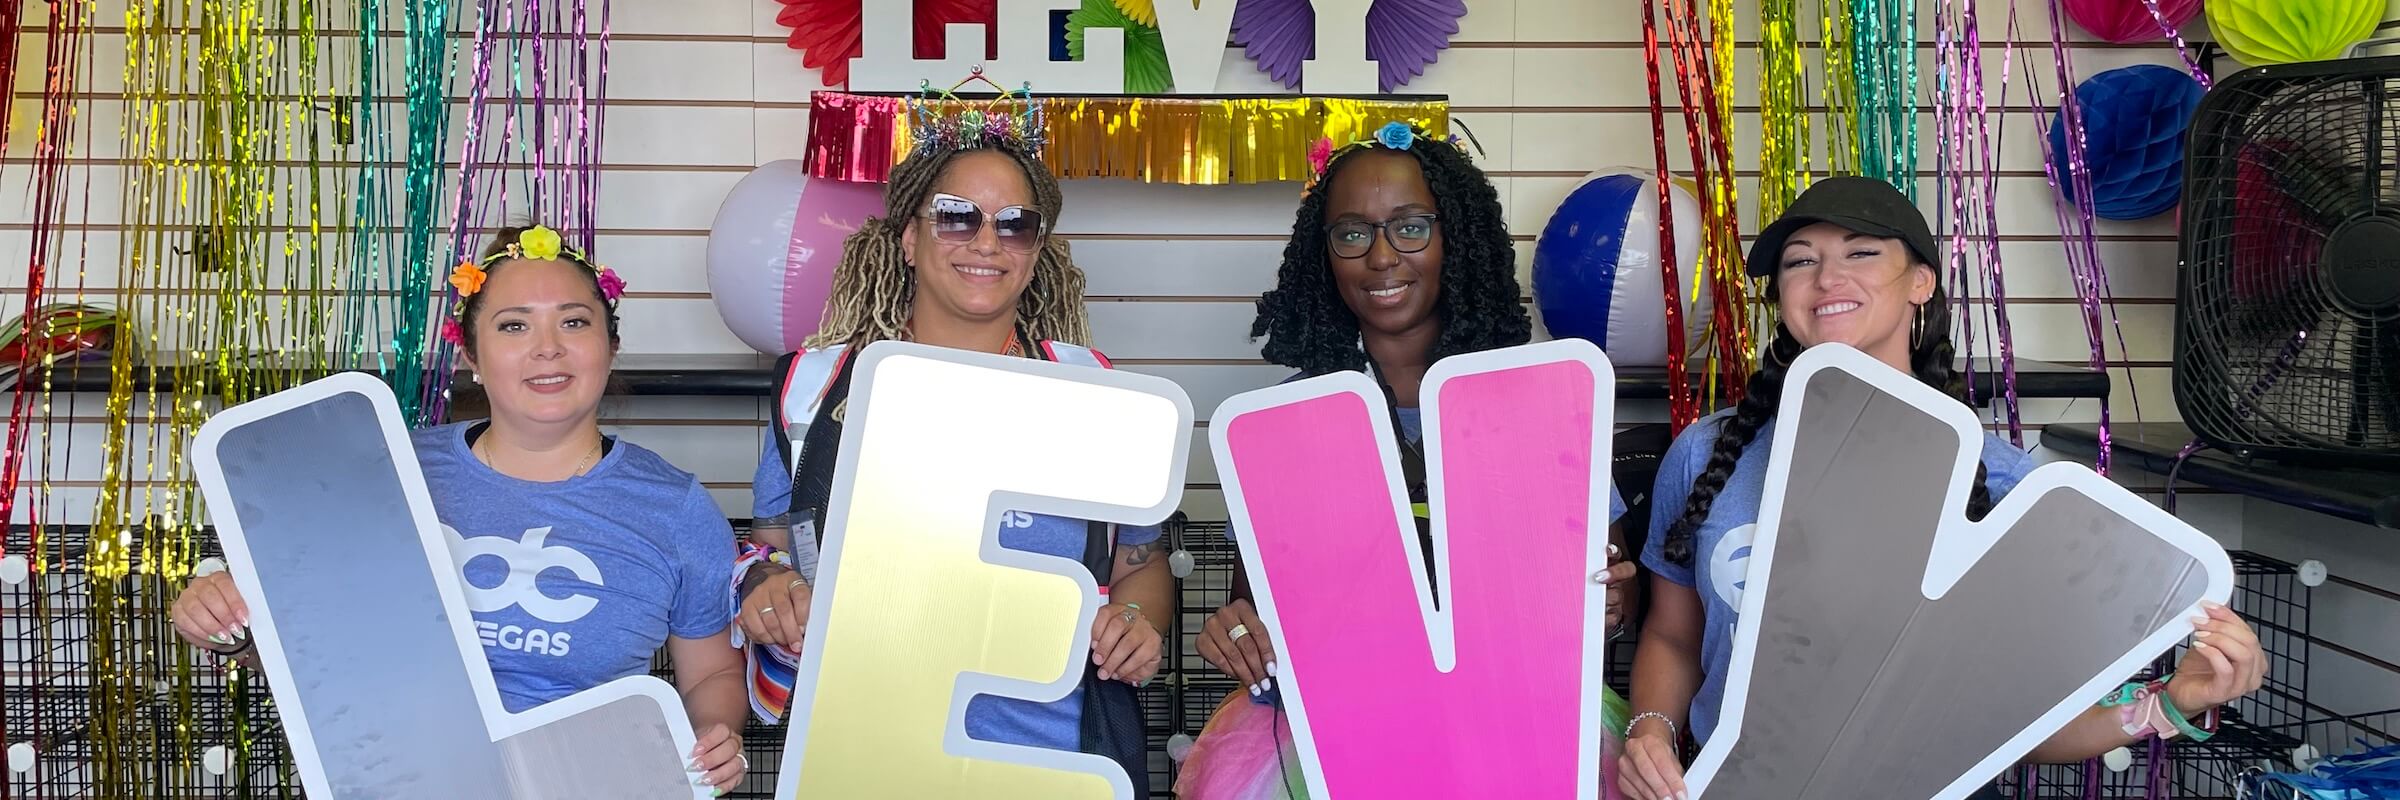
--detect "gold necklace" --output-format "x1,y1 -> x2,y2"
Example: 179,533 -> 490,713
476,432 -> 602,479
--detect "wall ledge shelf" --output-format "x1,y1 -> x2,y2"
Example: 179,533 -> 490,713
2043,422 -> 2400,531
17,352 -> 2111,405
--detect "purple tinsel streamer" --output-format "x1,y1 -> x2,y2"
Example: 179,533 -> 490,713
1970,1 -> 2024,443
427,0 -> 507,421
1935,0 -> 2025,443
2015,0 -> 2156,477
2140,0 -> 2212,90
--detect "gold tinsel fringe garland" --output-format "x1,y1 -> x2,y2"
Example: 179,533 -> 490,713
805,92 -> 1450,185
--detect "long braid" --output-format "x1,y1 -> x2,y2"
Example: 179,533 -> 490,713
806,142 -> 1089,349
1663,326 -> 1801,566
1909,289 -> 1995,520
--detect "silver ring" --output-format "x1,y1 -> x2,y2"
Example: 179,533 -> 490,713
1228,623 -> 1250,642
736,753 -> 749,771
760,606 -> 775,615
788,578 -> 808,592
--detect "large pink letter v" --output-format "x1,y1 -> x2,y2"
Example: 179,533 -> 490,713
1212,339 -> 1617,799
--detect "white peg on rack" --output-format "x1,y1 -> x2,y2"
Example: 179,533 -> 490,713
2296,559 -> 2327,588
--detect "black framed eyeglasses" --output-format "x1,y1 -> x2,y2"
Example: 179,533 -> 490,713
922,193 -> 1047,252
1327,214 -> 1439,259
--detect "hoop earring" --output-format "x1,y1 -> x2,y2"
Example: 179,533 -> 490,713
1762,335 -> 1793,370
1911,304 -> 1927,348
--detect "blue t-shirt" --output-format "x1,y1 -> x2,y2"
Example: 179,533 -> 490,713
415,423 -> 736,713
1638,408 -> 2036,745
752,428 -> 1163,752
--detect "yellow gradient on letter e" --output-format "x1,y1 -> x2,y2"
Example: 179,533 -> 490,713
781,347 -> 1188,799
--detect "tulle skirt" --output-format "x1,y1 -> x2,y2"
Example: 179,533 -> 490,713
1175,686 -> 1633,799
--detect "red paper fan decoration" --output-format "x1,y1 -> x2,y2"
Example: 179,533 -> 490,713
777,0 -> 998,89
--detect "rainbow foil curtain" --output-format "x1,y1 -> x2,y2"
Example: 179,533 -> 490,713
0,0 -> 486,794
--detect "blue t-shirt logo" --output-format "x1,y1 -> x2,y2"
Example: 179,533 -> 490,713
448,524 -> 606,659
1708,523 -> 1756,611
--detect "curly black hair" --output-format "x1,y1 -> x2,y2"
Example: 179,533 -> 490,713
1250,130 -> 1531,376
1658,279 -> 1995,567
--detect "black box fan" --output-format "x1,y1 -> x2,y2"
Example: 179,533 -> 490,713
2176,56 -> 2400,467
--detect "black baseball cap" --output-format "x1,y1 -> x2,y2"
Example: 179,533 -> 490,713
1746,176 -> 1941,278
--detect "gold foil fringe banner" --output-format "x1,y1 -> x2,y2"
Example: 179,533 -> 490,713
806,92 -> 1450,185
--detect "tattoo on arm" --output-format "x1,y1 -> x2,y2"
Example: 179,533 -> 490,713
1117,538 -> 1167,568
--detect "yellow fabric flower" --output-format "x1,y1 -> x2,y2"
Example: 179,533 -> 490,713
1112,0 -> 1155,26
518,225 -> 564,261
448,260 -> 487,297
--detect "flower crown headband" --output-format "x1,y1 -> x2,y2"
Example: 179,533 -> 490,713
905,67 -> 1046,158
440,224 -> 625,346
1304,120 -> 1482,191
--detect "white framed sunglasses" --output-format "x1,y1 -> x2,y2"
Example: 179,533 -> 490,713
922,193 -> 1048,252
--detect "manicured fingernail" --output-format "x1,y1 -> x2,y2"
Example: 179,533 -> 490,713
713,789 -> 726,798
2203,601 -> 2225,610
1262,678 -> 1274,693
1267,661 -> 1278,676
207,634 -> 231,646
2192,616 -> 2210,626
1099,670 -> 1112,681
2194,631 -> 2212,639
1249,683 -> 1262,697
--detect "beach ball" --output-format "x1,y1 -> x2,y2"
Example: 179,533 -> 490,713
2207,0 -> 2380,65
2050,65 -> 2206,221
2065,0 -> 2203,44
707,160 -> 885,355
1532,168 -> 1711,367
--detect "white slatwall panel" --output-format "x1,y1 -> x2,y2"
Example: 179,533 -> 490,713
3,0 -> 2246,532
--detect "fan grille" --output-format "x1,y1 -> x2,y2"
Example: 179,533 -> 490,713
2176,57 -> 2400,465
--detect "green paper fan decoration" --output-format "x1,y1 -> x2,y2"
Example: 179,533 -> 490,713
1069,0 -> 1172,94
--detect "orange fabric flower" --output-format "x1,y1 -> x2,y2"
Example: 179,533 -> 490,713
448,260 -> 487,297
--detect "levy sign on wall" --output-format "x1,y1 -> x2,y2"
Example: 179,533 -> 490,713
188,373 -> 707,800
851,0 -> 1376,94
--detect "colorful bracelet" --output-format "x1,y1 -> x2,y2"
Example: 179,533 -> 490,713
2157,686 -> 2216,742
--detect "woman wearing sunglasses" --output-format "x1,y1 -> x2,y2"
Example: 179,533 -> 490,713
734,134 -> 1168,790
1177,123 -> 1635,799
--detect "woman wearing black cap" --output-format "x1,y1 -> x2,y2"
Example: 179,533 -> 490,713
1616,177 -> 2266,800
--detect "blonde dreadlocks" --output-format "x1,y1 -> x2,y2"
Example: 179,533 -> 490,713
805,141 -> 1091,349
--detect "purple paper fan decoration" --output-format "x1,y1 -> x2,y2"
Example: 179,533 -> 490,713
1231,0 -> 1468,93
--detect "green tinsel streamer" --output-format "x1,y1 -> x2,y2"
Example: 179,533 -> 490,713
1849,0 -> 1921,196
387,0 -> 456,426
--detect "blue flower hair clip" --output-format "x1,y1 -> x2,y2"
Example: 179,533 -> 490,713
1304,120 -> 1481,191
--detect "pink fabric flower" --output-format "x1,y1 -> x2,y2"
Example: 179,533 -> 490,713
1308,137 -> 1334,176
596,267 -> 626,302
439,317 -> 465,346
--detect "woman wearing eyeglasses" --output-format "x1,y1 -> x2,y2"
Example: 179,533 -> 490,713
733,134 -> 1168,790
1178,123 -> 1634,799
